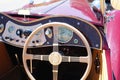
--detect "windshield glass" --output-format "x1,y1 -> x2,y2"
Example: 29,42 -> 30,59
0,0 -> 101,23
0,0 -> 101,12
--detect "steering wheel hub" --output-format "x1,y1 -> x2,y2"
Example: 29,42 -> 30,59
49,52 -> 62,65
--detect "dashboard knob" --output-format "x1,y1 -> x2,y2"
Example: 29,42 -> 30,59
23,30 -> 32,37
16,29 -> 23,38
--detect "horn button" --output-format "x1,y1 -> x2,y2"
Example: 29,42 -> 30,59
49,52 -> 62,65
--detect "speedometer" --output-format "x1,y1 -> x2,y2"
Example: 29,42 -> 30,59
58,27 -> 73,43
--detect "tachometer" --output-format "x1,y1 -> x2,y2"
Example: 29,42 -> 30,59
58,27 -> 73,43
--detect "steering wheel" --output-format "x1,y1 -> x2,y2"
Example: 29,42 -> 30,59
22,22 -> 92,80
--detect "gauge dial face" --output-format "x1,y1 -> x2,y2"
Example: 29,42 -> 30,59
58,27 -> 73,43
8,26 -> 15,33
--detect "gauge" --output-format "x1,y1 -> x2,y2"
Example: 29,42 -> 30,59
8,26 -> 14,33
58,27 -> 73,43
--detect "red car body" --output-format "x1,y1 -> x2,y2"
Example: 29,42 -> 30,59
106,10 -> 120,80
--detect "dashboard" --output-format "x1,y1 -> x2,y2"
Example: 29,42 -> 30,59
0,13 -> 102,49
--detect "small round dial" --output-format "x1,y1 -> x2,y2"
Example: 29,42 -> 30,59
8,26 -> 14,33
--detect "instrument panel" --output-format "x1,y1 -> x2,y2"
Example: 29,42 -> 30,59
0,13 -> 102,49
2,21 -> 46,47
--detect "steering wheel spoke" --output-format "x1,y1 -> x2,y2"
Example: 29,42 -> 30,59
52,65 -> 59,80
53,43 -> 59,52
53,27 -> 59,52
62,56 -> 89,63
33,54 -> 49,61
24,53 -> 49,61
24,53 -> 34,60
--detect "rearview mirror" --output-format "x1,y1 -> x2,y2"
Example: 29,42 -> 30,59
111,0 -> 120,10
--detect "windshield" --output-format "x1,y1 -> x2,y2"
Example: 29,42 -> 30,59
0,0 -> 101,12
0,0 -> 102,23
